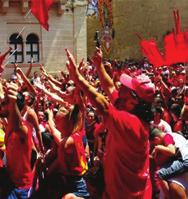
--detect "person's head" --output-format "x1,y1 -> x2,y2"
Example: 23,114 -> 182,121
55,104 -> 83,136
38,111 -> 45,123
33,71 -> 38,78
86,110 -> 97,125
153,96 -> 163,107
152,106 -> 164,122
162,73 -> 169,84
171,87 -> 178,96
149,128 -> 164,146
116,86 -> 139,111
68,104 -> 83,133
55,106 -> 69,132
10,73 -> 18,83
23,91 -> 35,107
117,73 -> 155,113
0,91 -> 25,117
170,103 -> 182,118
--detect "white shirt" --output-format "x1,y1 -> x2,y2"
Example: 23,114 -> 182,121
150,119 -> 172,134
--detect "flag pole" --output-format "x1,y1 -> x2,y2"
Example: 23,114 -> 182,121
16,27 -> 26,39
3,49 -> 18,66
16,9 -> 32,39
24,9 -> 32,19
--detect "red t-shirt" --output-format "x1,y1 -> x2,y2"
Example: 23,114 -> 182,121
103,104 -> 152,199
5,121 -> 34,188
70,132 -> 88,175
155,134 -> 175,167
58,132 -> 88,176
163,134 -> 175,146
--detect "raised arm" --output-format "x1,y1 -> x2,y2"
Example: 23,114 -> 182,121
27,108 -> 44,153
47,109 -> 62,146
16,67 -> 37,95
35,83 -> 69,108
92,48 -> 116,99
65,49 -> 109,115
6,83 -> 28,138
40,65 -> 62,88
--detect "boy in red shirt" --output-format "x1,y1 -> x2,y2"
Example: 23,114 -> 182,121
0,83 -> 34,199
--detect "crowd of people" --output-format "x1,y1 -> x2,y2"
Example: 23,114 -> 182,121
0,46 -> 187,199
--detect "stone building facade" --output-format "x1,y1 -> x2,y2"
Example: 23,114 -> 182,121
0,0 -> 87,78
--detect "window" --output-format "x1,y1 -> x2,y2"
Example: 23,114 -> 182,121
26,34 -> 40,63
9,33 -> 24,63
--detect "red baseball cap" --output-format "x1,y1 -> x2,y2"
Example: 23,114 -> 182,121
120,73 -> 155,103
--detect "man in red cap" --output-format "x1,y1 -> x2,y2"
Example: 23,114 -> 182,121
66,48 -> 155,199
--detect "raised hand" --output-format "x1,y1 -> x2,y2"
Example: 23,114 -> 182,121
15,67 -> 23,75
46,108 -> 54,121
92,47 -> 103,68
14,63 -> 18,71
65,49 -> 78,82
6,82 -> 18,103
40,64 -> 47,74
78,58 -> 84,72
65,49 -> 76,67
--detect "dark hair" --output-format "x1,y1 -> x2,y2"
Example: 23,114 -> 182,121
133,100 -> 153,123
69,104 -> 80,124
152,106 -> 163,115
69,104 -> 83,133
170,103 -> 182,117
16,92 -> 25,111
149,128 -> 163,141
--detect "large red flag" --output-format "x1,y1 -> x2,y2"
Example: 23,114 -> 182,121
31,0 -> 54,31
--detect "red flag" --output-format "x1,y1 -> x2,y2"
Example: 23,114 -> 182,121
164,33 -> 177,65
140,39 -> 165,67
140,10 -> 188,66
31,0 -> 54,31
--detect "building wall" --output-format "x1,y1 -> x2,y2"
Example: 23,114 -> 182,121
0,0 -> 87,78
87,0 -> 188,60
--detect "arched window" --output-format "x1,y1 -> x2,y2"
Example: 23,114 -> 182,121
9,33 -> 24,63
26,34 -> 39,63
